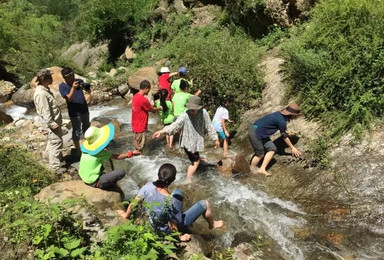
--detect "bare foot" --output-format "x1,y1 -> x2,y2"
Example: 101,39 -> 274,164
209,220 -> 224,229
133,150 -> 142,155
250,166 -> 259,175
258,169 -> 272,176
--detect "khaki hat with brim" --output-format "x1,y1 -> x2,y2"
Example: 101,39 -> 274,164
281,103 -> 301,116
81,124 -> 115,155
186,96 -> 203,110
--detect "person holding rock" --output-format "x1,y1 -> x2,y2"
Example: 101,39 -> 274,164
59,67 -> 91,157
153,96 -> 220,179
79,124 -> 140,189
116,163 -> 223,241
249,103 -> 302,176
131,80 -> 162,154
33,69 -> 66,175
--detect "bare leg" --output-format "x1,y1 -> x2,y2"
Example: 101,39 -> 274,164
250,154 -> 263,174
203,200 -> 223,229
223,138 -> 228,157
165,134 -> 170,147
259,151 -> 275,176
169,135 -> 174,148
187,159 -> 200,178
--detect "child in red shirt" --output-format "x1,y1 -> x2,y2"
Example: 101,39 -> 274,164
131,80 -> 162,154
158,67 -> 177,100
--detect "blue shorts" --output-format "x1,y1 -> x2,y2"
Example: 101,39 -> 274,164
217,130 -> 226,140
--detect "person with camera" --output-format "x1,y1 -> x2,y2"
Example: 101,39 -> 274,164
59,67 -> 91,157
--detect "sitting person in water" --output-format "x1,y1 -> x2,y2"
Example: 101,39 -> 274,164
116,163 -> 223,241
79,124 -> 140,189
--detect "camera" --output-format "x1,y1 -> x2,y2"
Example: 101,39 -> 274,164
75,79 -> 91,91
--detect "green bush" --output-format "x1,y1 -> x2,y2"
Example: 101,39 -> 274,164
0,145 -> 55,194
0,144 -> 178,259
100,221 -> 177,259
0,0 -> 72,83
282,0 -> 384,140
133,27 -> 265,122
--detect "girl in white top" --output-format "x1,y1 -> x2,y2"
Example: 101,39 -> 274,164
211,95 -> 234,157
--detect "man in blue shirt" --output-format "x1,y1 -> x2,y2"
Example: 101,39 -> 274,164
248,103 -> 302,176
59,67 -> 90,157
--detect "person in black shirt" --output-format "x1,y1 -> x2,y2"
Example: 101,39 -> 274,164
59,67 -> 91,156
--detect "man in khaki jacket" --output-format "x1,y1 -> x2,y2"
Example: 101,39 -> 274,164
33,69 -> 65,174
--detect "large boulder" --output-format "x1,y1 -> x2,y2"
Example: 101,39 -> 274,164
0,80 -> 16,103
128,67 -> 158,95
61,42 -> 108,71
0,110 -> 13,124
35,180 -> 124,227
216,154 -> 250,176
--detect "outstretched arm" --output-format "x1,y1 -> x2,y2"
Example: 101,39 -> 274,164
283,136 -> 301,157
116,196 -> 141,219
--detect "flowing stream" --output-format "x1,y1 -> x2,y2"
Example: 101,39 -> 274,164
3,100 -> 384,259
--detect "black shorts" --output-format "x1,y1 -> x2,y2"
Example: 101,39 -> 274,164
248,125 -> 277,156
184,148 -> 200,163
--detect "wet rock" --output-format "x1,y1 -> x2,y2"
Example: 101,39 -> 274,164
216,157 -> 234,176
128,67 -> 158,95
233,242 -> 258,260
180,234 -> 211,259
233,154 -> 251,174
0,110 -> 13,124
35,180 -> 124,227
216,154 -> 250,176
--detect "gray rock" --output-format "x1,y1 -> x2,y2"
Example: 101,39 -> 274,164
61,42 -> 108,70
35,180 -> 124,227
124,47 -> 137,60
128,67 -> 158,94
118,83 -> 129,96
0,80 -> 16,103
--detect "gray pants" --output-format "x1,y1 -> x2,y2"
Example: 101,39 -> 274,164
88,169 -> 126,190
45,128 -> 63,171
70,112 -> 90,142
